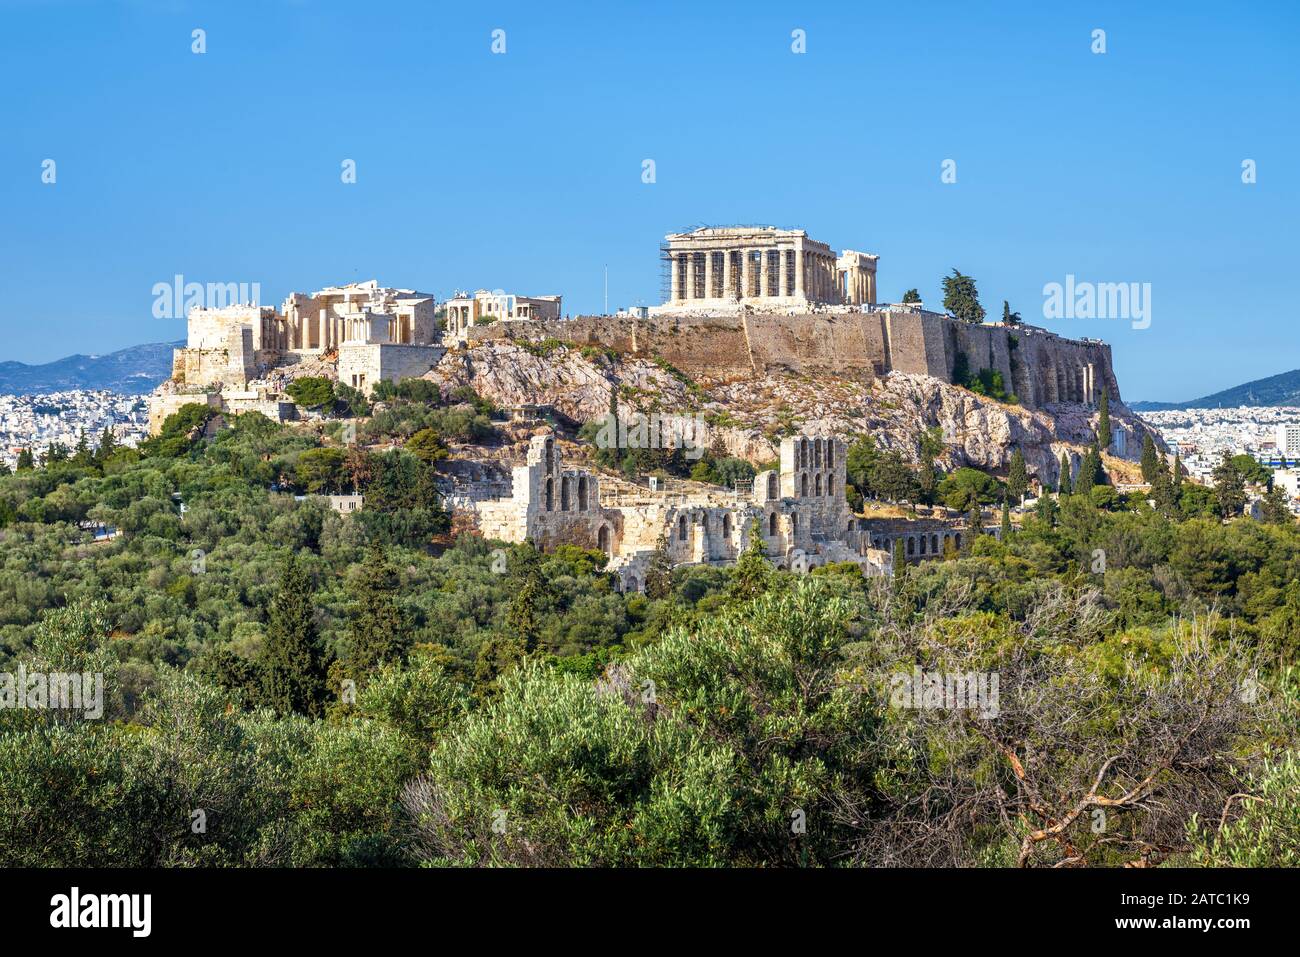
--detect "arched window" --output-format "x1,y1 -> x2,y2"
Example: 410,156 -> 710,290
561,477 -> 571,511
826,442 -> 834,468
815,474 -> 822,496
932,534 -> 939,553
545,477 -> 553,511
919,535 -> 927,555
791,513 -> 799,535
800,438 -> 809,468
678,515 -> 687,540
827,474 -> 834,496
954,534 -> 962,550
769,512 -> 778,536
767,473 -> 778,500
801,474 -> 809,496
544,438 -> 554,472
577,476 -> 588,510
598,524 -> 611,555
722,514 -> 732,538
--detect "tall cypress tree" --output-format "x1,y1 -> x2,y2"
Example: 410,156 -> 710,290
1097,388 -> 1111,452
1140,434 -> 1160,484
347,545 -> 408,676
1000,498 -> 1012,539
261,553 -> 328,717
644,531 -> 674,599
1007,449 -> 1028,504
505,542 -> 547,654
730,520 -> 775,602
1058,453 -> 1073,495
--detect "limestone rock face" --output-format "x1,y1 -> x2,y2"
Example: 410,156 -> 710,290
425,341 -> 1158,486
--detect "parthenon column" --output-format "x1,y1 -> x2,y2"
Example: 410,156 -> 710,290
722,250 -> 734,300
740,250 -> 752,299
778,250 -> 789,299
794,246 -> 805,301
704,251 -> 715,300
686,253 -> 697,300
759,249 -> 771,299
671,253 -> 682,302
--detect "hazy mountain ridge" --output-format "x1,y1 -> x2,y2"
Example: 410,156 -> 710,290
1133,368 -> 1300,411
0,341 -> 182,395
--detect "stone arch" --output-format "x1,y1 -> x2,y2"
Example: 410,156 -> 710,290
577,476 -> 588,510
815,474 -> 822,496
814,439 -> 823,468
544,437 -> 555,472
561,476 -> 571,511
791,512 -> 799,535
545,477 -> 554,511
767,473 -> 778,499
677,514 -> 687,540
907,536 -> 915,556
826,442 -> 834,468
801,473 -> 809,496
625,575 -> 639,593
769,512 -> 778,536
932,533 -> 939,554
597,524 -> 611,556
722,513 -> 732,539
954,533 -> 963,550
800,438 -> 809,468
919,535 -> 927,555
827,473 -> 834,497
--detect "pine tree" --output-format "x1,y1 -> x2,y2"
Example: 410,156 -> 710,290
1058,453 -> 1073,495
1097,389 -> 1111,452
1212,451 -> 1247,520
1259,485 -> 1292,525
347,546 -> 409,676
15,448 -> 34,471
1140,434 -> 1160,484
644,531 -> 674,599
1007,449 -> 1028,504
730,519 -> 775,602
942,269 -> 985,323
95,427 -> 119,465
261,554 -> 328,717
504,543 -> 547,653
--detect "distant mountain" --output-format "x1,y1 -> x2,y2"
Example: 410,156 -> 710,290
1131,368 -> 1300,411
0,341 -> 181,395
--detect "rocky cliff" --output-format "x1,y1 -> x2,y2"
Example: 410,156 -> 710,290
426,339 -> 1158,487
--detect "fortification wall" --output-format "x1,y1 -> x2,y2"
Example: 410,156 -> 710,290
472,308 -> 1123,410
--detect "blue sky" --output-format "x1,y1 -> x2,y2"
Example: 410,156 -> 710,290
1,0 -> 1296,401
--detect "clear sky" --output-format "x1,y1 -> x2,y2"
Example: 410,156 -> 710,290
1,0 -> 1296,401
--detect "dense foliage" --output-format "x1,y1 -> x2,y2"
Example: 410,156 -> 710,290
0,408 -> 1296,867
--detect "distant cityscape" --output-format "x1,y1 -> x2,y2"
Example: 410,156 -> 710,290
0,390 -> 149,470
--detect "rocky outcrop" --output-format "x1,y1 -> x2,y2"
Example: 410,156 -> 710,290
425,340 -> 1158,487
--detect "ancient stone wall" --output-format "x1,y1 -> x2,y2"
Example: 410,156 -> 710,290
473,308 -> 1122,409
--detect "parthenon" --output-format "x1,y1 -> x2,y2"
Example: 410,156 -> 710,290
656,226 -> 878,312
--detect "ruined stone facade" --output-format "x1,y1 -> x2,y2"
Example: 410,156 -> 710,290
454,430 -> 892,591
658,226 -> 877,312
444,289 -> 563,343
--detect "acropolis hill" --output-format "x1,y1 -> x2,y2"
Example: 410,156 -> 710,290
150,223 -> 1153,494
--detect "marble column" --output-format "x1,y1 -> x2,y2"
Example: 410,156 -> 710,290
686,253 -> 697,300
759,249 -> 771,299
794,246 -> 805,301
740,250 -> 752,299
704,251 -> 715,300
671,253 -> 682,302
778,250 -> 789,299
722,249 -> 734,300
